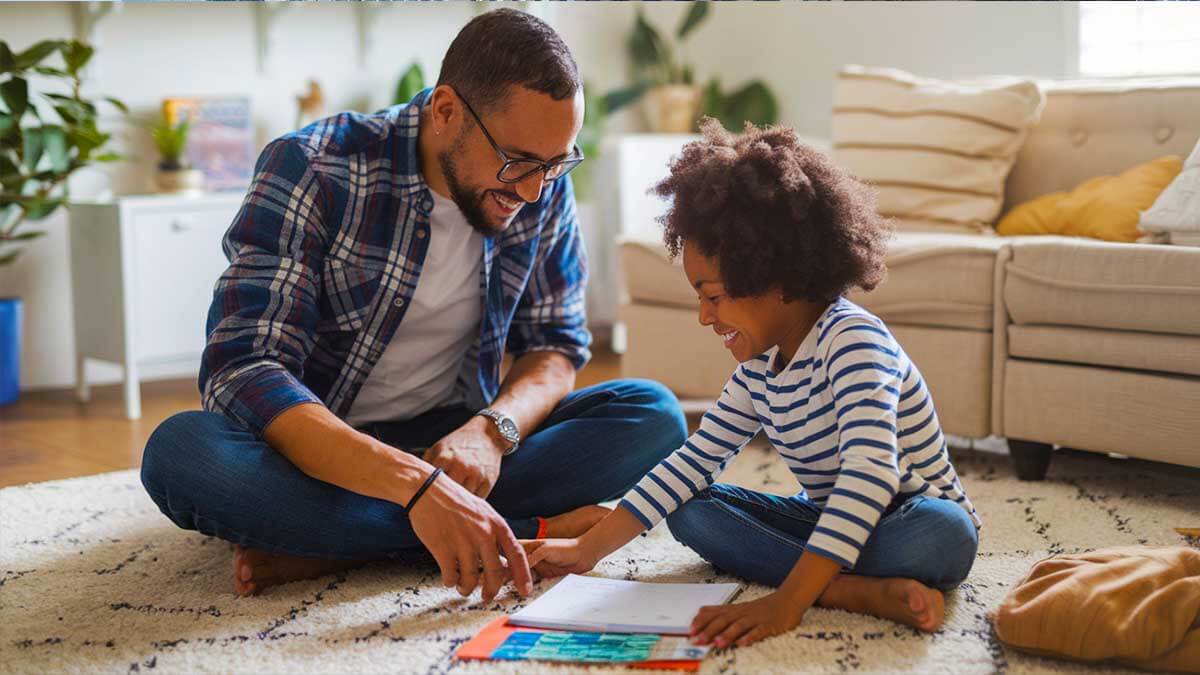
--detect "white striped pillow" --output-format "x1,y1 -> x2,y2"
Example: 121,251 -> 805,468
832,65 -> 1046,234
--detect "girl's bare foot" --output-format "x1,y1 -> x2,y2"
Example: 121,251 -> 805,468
817,575 -> 945,632
543,504 -> 612,538
232,545 -> 364,597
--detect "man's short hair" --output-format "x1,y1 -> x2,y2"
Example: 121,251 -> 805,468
437,8 -> 581,113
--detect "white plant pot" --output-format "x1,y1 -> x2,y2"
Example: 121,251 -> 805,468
642,84 -> 701,134
155,168 -> 205,195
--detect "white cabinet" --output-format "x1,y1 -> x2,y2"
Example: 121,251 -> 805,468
68,194 -> 244,419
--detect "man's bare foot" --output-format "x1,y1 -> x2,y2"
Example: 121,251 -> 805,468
817,575 -> 945,632
543,504 -> 612,538
232,545 -> 364,597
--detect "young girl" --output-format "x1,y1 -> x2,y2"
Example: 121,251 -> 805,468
526,120 -> 981,647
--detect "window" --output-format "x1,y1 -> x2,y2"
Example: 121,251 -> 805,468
1078,2 -> 1200,77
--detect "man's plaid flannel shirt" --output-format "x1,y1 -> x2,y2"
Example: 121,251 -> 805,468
199,89 -> 591,436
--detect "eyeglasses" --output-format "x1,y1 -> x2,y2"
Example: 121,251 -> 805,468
455,91 -> 585,185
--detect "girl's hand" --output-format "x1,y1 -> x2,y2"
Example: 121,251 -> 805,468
521,538 -> 598,579
690,591 -> 807,648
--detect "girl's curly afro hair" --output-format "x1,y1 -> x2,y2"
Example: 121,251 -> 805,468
654,118 -> 892,303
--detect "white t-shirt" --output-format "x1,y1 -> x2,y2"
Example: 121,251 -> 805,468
346,190 -> 484,426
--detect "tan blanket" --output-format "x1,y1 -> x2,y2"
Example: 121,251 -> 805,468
994,547 -> 1200,672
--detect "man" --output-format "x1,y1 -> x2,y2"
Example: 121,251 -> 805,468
140,9 -> 686,601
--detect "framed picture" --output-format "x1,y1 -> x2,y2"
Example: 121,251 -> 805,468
162,97 -> 255,192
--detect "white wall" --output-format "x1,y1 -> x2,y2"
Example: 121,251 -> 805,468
633,2 -> 1074,137
0,2 -> 1076,390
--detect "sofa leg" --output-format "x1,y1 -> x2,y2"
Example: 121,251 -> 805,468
1008,439 -> 1053,481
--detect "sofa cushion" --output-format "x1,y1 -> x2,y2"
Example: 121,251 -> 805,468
1004,237 -> 1200,337
619,238 -> 695,310
1008,325 -> 1200,378
996,155 -> 1182,242
1140,137 -> 1200,236
622,233 -> 1004,331
848,233 -> 1005,330
832,65 -> 1045,234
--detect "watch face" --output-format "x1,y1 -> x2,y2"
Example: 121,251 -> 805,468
499,418 -> 519,439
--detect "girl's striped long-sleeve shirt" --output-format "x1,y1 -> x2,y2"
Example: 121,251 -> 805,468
619,298 -> 981,569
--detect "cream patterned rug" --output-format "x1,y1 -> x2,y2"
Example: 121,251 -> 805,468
3,445 -> 1198,674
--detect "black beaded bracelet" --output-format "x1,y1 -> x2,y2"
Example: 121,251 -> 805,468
406,467 -> 443,512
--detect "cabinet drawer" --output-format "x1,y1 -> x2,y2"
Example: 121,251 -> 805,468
132,206 -> 236,361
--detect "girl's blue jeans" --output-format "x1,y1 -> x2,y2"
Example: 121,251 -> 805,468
665,483 -> 979,590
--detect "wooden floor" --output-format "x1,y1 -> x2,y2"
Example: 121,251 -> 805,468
0,349 -> 623,488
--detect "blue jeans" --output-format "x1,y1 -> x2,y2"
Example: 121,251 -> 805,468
666,484 -> 979,591
140,379 -> 687,561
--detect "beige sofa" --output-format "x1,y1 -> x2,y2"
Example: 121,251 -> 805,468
617,78 -> 1200,479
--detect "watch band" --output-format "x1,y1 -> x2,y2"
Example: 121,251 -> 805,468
478,407 -> 520,455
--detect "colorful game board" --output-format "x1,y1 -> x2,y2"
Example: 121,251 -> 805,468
457,616 -> 710,671
492,630 -> 707,663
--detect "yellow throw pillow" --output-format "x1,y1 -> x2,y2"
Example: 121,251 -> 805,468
997,156 -> 1183,242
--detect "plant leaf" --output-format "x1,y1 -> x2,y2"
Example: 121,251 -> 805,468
0,248 -> 23,265
23,126 -> 44,172
699,78 -> 723,122
0,202 -> 17,227
0,76 -> 28,119
67,122 -> 106,161
0,112 -> 16,142
0,161 -> 22,198
33,66 -> 69,78
49,99 -> 94,126
629,11 -> 666,72
45,93 -> 96,117
721,80 -> 779,128
0,154 -> 23,191
577,82 -> 606,157
93,152 -> 122,162
53,104 -> 77,126
150,118 -> 189,162
16,40 -> 65,69
23,196 -> 64,221
393,62 -> 425,107
7,230 -> 46,242
62,41 -> 94,76
102,96 -> 129,114
677,2 -> 710,40
41,125 -> 68,172
603,83 -> 649,114
0,42 -> 15,74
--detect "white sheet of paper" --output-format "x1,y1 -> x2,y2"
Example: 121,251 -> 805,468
509,575 -> 742,635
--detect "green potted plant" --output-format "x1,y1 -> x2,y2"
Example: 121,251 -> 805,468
150,114 -> 202,194
605,5 -> 708,133
0,39 -> 125,405
606,5 -> 779,133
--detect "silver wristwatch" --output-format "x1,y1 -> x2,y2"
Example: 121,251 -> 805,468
477,407 -> 520,455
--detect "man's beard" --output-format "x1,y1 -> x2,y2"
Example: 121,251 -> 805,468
438,148 -> 519,238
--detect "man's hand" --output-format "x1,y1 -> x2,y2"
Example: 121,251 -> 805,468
424,416 -> 507,498
522,538 -> 599,579
407,468 -> 533,603
689,591 -> 807,648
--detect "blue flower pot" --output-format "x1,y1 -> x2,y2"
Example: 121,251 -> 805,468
0,297 -> 20,406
